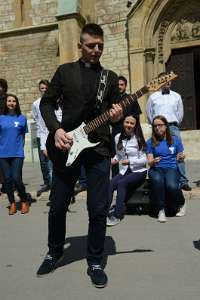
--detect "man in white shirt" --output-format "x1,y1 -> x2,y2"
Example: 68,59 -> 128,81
32,80 -> 52,196
146,72 -> 191,191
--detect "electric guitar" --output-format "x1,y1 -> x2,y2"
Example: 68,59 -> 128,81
47,71 -> 178,167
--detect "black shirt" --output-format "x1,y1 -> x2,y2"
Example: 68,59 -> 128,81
40,60 -> 120,157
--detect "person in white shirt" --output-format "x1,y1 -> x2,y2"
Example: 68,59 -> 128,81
40,100 -> 63,155
146,72 -> 191,191
107,115 -> 147,226
32,80 -> 52,196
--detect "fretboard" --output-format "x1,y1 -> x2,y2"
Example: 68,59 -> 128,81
84,85 -> 149,134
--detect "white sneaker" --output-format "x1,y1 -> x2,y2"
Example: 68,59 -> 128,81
107,215 -> 121,226
176,202 -> 187,217
158,209 -> 166,223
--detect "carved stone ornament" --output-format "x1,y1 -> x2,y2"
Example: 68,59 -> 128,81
171,17 -> 200,42
158,21 -> 170,63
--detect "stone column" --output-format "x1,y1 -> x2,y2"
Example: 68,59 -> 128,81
129,48 -> 147,123
57,0 -> 85,64
144,48 -> 155,82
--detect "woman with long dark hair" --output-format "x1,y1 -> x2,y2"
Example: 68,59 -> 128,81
0,93 -> 30,215
146,115 -> 186,222
107,114 -> 147,226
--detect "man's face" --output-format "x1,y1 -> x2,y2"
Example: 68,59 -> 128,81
39,83 -> 48,95
118,80 -> 126,94
161,81 -> 171,93
79,33 -> 104,64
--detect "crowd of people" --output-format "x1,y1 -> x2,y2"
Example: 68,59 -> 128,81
0,23 -> 194,288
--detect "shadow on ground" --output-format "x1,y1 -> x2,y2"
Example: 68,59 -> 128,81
193,240 -> 200,251
56,235 -> 153,270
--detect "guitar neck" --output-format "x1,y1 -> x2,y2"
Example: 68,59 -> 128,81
84,85 -> 149,134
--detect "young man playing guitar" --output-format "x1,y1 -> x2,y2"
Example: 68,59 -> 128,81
37,23 -> 123,288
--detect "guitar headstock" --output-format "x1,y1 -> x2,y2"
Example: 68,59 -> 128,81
147,71 -> 178,92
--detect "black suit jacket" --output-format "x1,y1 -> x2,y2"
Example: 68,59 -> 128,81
40,60 -> 120,159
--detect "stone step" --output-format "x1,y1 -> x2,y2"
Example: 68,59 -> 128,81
24,122 -> 200,162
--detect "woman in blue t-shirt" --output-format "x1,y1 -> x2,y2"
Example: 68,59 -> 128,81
0,94 -> 29,215
146,115 -> 186,223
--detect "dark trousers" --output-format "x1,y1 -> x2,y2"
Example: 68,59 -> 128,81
148,167 -> 185,212
48,150 -> 110,266
0,157 -> 27,203
109,170 -> 147,218
78,165 -> 87,188
111,126 -> 121,178
37,138 -> 52,186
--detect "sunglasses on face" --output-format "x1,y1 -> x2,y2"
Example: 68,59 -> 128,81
82,43 -> 104,50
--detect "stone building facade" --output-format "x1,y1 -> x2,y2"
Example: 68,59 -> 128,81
0,0 -> 58,113
0,0 -> 135,116
0,0 -> 200,132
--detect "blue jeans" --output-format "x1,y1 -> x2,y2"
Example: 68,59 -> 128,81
48,150 -> 110,266
148,167 -> 185,211
109,170 -> 147,218
169,125 -> 188,186
0,157 -> 27,203
37,138 -> 52,186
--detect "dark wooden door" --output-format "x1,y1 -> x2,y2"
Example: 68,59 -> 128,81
166,49 -> 196,130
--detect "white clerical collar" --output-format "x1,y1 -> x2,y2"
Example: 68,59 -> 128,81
81,59 -> 92,68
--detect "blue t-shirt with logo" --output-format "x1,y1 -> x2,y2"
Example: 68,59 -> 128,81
146,136 -> 184,168
0,114 -> 28,158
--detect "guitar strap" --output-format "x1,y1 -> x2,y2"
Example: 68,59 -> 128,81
95,69 -> 109,112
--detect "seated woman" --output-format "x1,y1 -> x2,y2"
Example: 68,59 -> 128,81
146,115 -> 186,223
107,114 -> 147,226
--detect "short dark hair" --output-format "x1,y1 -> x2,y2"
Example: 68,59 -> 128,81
80,23 -> 104,42
0,78 -> 8,93
118,76 -> 127,86
3,93 -> 21,116
39,79 -> 49,87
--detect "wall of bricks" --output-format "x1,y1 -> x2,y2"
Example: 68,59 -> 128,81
0,0 -> 57,31
0,30 -> 59,114
0,0 -> 15,31
0,0 -> 138,114
95,0 -> 137,91
0,0 -> 58,115
31,0 -> 57,25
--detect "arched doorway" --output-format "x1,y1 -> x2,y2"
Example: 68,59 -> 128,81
127,0 -> 200,128
166,46 -> 200,130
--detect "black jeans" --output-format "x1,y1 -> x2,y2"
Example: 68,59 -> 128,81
109,170 -> 147,218
48,150 -> 110,266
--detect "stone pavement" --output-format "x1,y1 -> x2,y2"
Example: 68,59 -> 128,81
0,160 -> 200,300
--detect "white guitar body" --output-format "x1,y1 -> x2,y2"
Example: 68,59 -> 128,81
64,71 -> 177,167
66,122 -> 100,167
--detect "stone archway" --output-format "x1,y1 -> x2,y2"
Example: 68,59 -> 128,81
127,0 -> 200,122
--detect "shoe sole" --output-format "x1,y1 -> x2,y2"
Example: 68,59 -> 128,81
93,283 -> 107,288
158,219 -> 166,223
36,255 -> 64,278
87,270 -> 108,288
